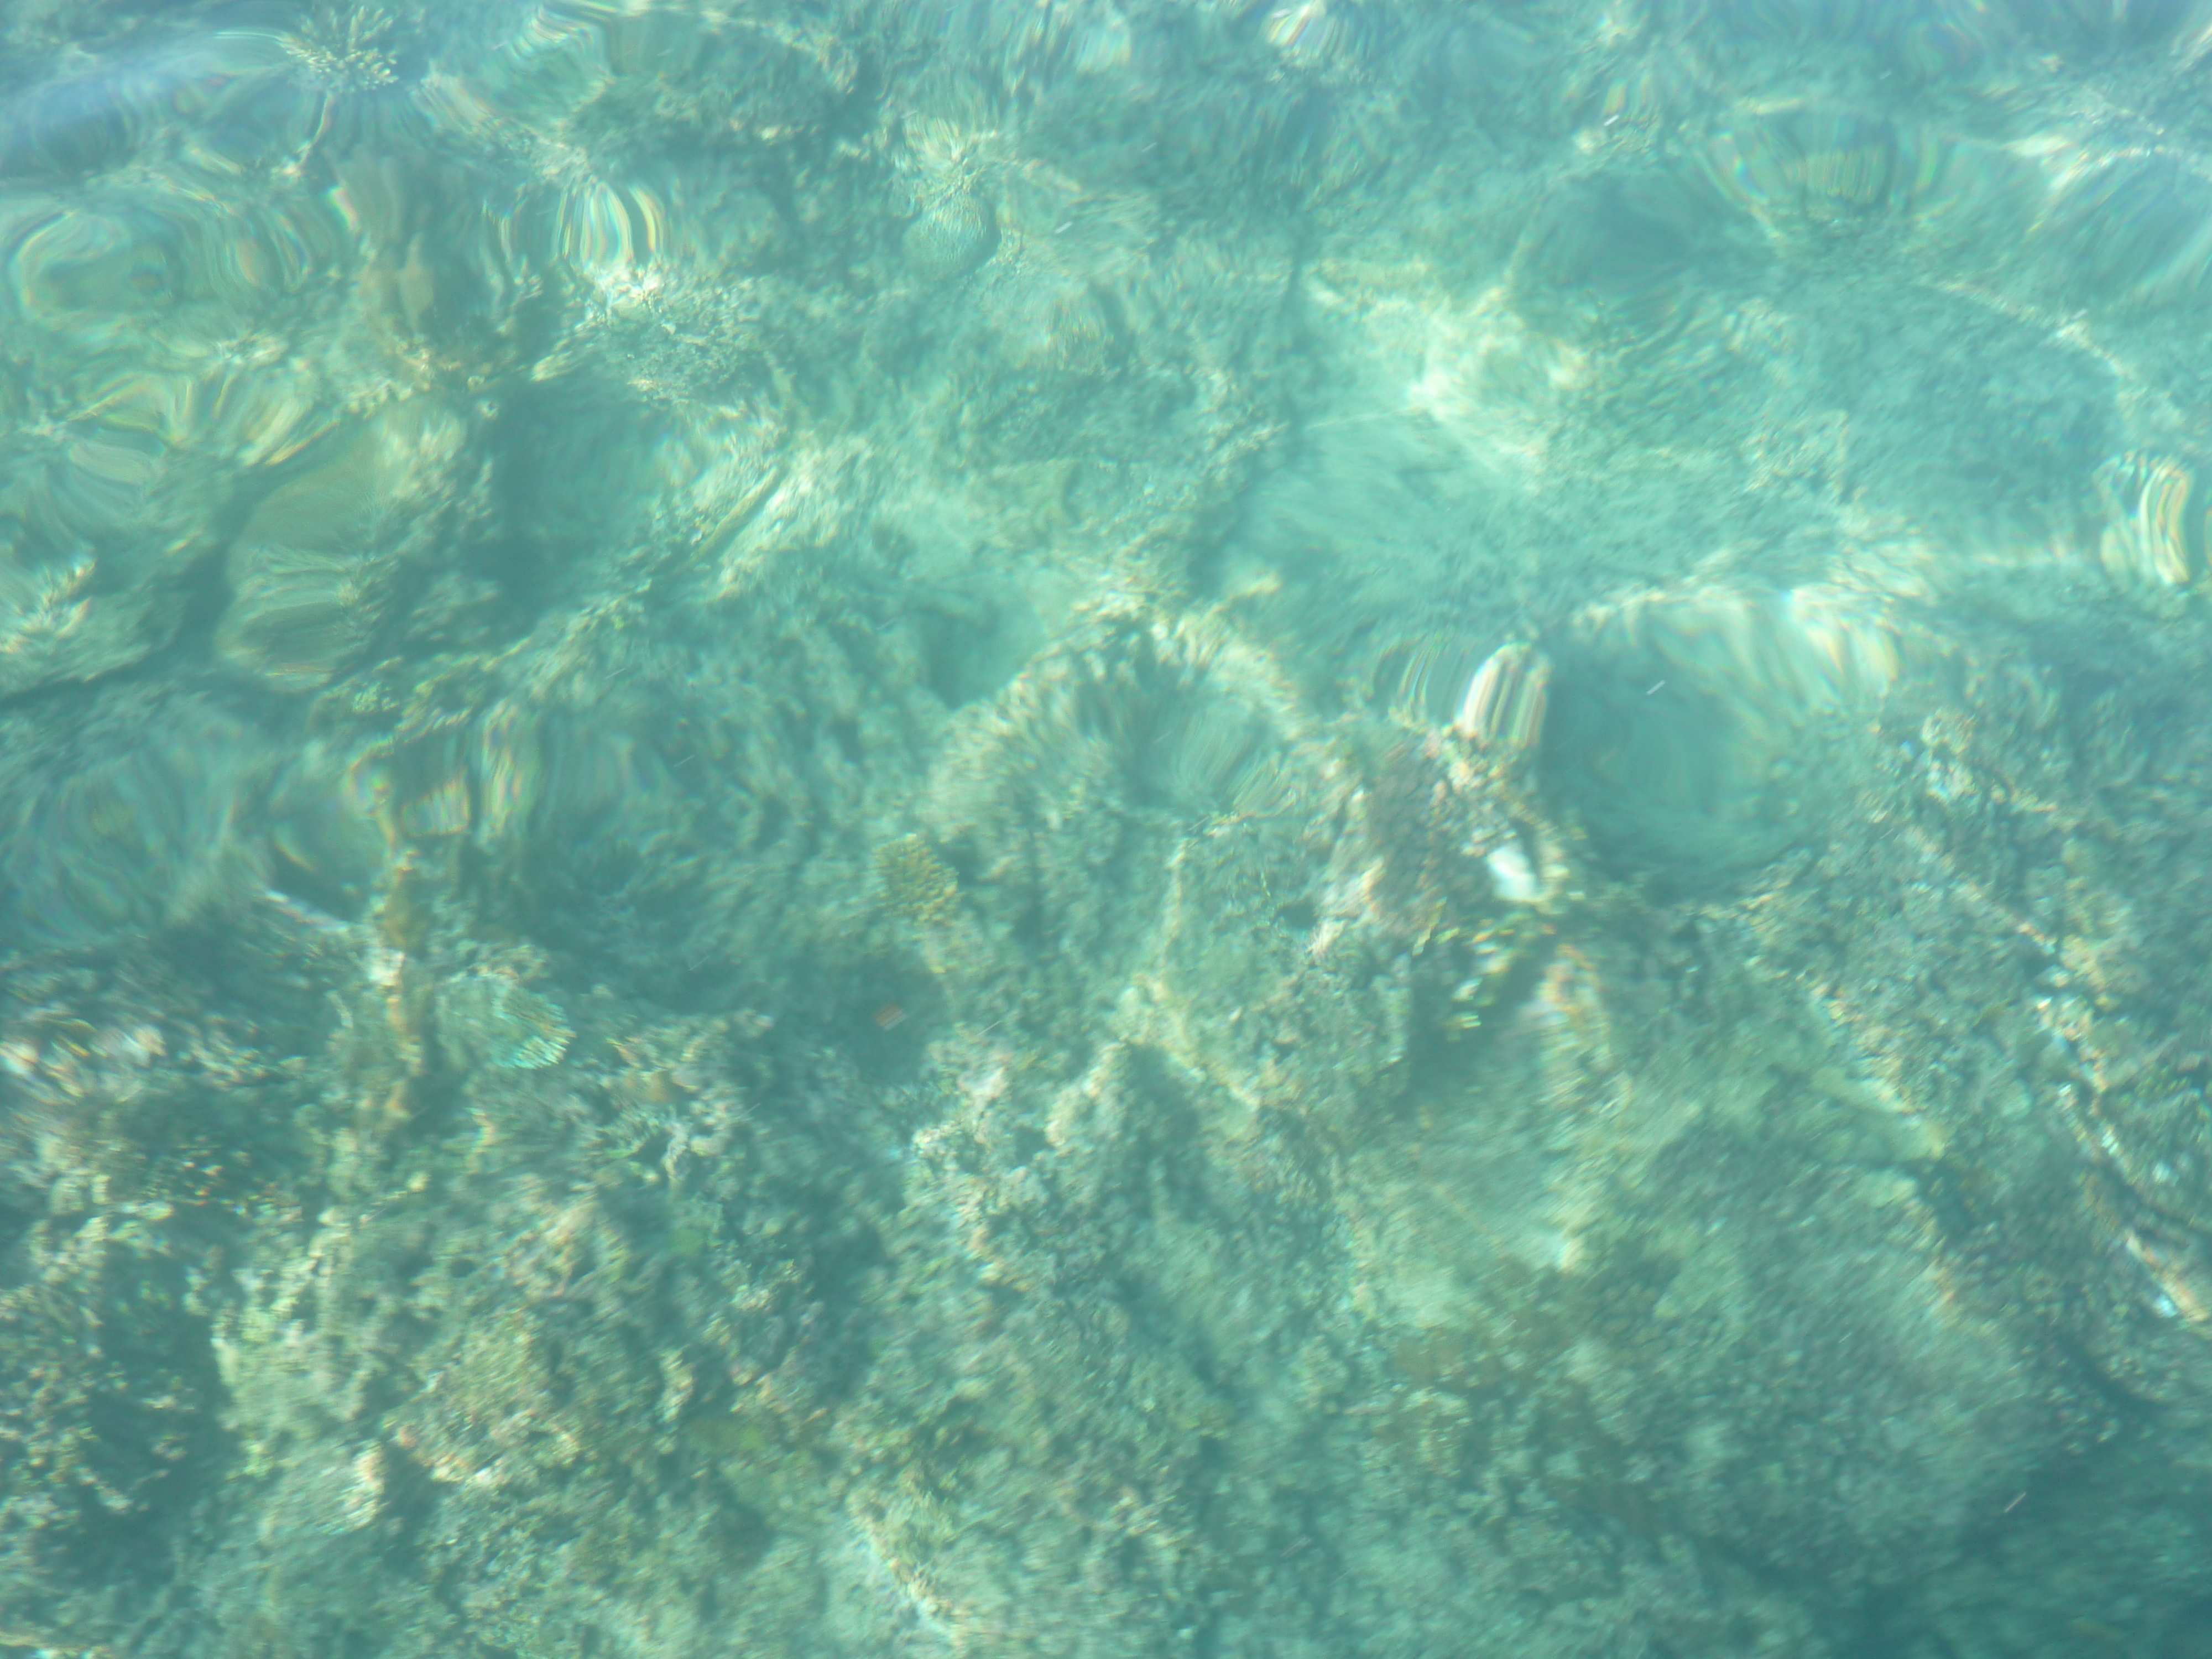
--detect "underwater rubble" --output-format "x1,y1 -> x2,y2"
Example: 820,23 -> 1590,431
4,2 -> 2212,1657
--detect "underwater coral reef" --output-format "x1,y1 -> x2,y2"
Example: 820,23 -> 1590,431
6,2 -> 2212,1655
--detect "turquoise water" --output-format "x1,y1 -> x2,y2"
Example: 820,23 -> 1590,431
4,2 -> 2212,1655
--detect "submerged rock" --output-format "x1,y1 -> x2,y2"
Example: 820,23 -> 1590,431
5,4 -> 2212,1658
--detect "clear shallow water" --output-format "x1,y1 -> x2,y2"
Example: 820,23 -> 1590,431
4,3 -> 2212,1655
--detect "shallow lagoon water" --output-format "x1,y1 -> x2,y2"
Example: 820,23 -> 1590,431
6,3 -> 2212,1655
